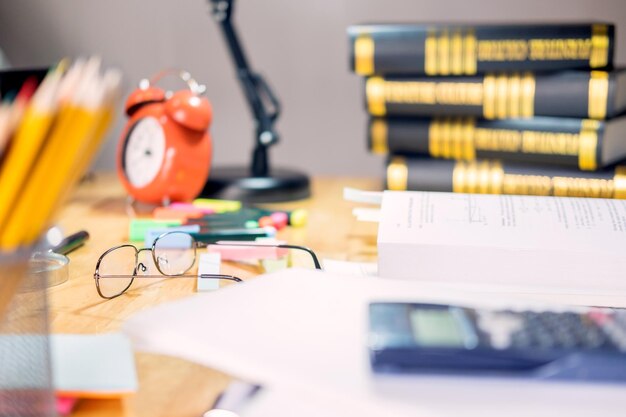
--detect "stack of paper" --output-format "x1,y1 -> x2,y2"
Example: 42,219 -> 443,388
123,270 -> 626,417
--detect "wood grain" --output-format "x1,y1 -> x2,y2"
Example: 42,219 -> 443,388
50,172 -> 381,416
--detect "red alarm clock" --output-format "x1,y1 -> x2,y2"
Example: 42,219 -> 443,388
117,70 -> 212,204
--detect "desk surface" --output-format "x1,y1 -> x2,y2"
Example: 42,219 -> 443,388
51,173 -> 379,417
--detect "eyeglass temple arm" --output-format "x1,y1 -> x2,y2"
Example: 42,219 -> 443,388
95,273 -> 243,282
202,242 -> 323,270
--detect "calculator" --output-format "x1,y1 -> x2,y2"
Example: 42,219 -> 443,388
368,302 -> 626,382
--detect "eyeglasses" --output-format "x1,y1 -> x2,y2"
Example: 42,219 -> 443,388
94,231 -> 321,299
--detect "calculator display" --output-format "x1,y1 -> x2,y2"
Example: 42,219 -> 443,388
369,302 -> 626,383
410,310 -> 464,347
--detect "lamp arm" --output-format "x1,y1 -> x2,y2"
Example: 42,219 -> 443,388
209,0 -> 281,177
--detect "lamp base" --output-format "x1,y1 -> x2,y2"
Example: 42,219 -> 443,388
200,166 -> 311,203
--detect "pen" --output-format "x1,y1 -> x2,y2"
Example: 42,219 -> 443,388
51,230 -> 90,255
190,227 -> 275,243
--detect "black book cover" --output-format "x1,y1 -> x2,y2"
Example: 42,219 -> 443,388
369,116 -> 626,170
365,69 -> 626,120
349,23 -> 614,76
386,156 -> 626,199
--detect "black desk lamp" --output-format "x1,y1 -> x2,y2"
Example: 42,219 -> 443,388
201,0 -> 311,203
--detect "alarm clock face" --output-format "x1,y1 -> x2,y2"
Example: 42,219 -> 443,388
122,117 -> 166,188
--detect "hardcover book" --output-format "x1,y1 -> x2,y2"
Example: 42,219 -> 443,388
349,23 -> 614,76
386,156 -> 626,199
369,116 -> 626,170
365,69 -> 626,120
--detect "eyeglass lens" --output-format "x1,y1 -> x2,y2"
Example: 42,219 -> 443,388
153,232 -> 196,276
96,245 -> 137,298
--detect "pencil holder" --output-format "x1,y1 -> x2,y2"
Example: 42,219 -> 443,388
0,249 -> 55,417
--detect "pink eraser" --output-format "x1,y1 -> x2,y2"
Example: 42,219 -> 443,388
270,212 -> 288,230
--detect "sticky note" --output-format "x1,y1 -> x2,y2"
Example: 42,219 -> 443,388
129,219 -> 181,241
143,225 -> 201,247
50,333 -> 137,398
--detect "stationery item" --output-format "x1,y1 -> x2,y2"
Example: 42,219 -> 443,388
190,227 -> 276,243
0,57 -> 121,250
170,202 -> 216,214
0,76 -> 39,158
185,207 -> 308,228
0,65 -> 64,239
123,270 -> 626,417
369,116 -> 626,171
207,380 -> 261,416
117,70 -> 212,204
245,220 -> 259,229
352,208 -> 380,222
50,230 -> 89,256
386,156 -> 626,199
364,69 -> 625,120
369,302 -> 626,381
207,241 -> 289,261
143,224 -> 201,247
322,259 -> 378,277
153,206 -> 207,220
50,333 -> 138,398
55,396 -> 78,416
348,23 -> 613,76
377,190 -> 626,293
197,252 -> 222,292
193,198 -> 242,213
129,219 -> 182,241
343,187 -> 383,205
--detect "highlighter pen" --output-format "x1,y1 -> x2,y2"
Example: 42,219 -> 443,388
190,227 -> 276,243
51,230 -> 90,255
187,207 -> 308,227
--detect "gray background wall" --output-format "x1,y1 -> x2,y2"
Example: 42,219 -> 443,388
1,0 -> 625,176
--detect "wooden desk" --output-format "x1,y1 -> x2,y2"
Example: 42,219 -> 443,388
51,173 -> 379,417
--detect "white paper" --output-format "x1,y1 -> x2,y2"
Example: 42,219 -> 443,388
322,259 -> 378,277
123,270 -> 626,417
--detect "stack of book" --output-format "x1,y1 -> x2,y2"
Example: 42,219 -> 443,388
348,23 -> 626,199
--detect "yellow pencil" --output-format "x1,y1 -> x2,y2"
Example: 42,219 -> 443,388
27,69 -> 122,244
0,64 -> 64,238
1,59 -> 105,249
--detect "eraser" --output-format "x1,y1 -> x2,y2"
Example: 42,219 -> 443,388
269,212 -> 288,230
197,252 -> 222,292
289,209 -> 308,227
244,220 -> 259,229
263,226 -> 277,237
258,216 -> 274,228
129,219 -> 182,241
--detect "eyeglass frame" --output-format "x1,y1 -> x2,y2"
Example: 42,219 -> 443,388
93,231 -> 322,299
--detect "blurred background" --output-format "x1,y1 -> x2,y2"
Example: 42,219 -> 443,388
1,0 -> 625,176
